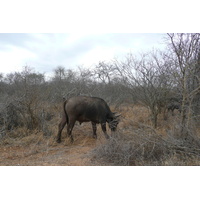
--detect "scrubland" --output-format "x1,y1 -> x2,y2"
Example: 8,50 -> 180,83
0,103 -> 200,166
1,33 -> 200,166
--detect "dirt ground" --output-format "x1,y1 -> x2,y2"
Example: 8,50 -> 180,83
1,105 -> 191,166
0,105 -> 133,166
0,142 -> 92,166
0,123 -> 109,166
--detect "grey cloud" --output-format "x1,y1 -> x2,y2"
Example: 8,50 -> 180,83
29,33 -> 166,71
0,33 -> 166,74
28,34 -> 103,69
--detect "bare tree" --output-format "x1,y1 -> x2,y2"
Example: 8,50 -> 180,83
1,66 -> 47,130
116,51 -> 174,128
167,33 -> 200,136
94,61 -> 117,84
53,66 -> 66,81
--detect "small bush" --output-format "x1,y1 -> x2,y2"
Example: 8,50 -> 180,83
92,131 -> 168,165
92,127 -> 200,166
0,101 -> 24,131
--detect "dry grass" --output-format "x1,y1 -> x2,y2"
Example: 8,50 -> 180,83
0,103 -> 200,166
91,105 -> 200,166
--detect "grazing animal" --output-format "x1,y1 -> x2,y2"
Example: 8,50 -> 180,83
167,102 -> 181,115
56,96 -> 120,143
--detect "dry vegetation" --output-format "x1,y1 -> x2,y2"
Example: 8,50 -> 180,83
0,104 -> 200,166
0,33 -> 200,166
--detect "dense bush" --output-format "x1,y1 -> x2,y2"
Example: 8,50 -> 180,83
92,128 -> 200,166
0,34 -> 199,164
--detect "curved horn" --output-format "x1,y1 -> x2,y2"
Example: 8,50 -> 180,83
113,113 -> 121,118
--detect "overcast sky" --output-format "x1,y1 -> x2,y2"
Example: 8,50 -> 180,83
0,33 -> 166,76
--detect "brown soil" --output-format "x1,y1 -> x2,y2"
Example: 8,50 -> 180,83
0,123 -> 107,166
0,105 -> 191,166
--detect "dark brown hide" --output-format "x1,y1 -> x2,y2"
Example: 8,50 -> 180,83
167,102 -> 181,115
56,96 -> 120,143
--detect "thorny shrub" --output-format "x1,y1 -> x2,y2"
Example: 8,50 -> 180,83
92,127 -> 200,166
